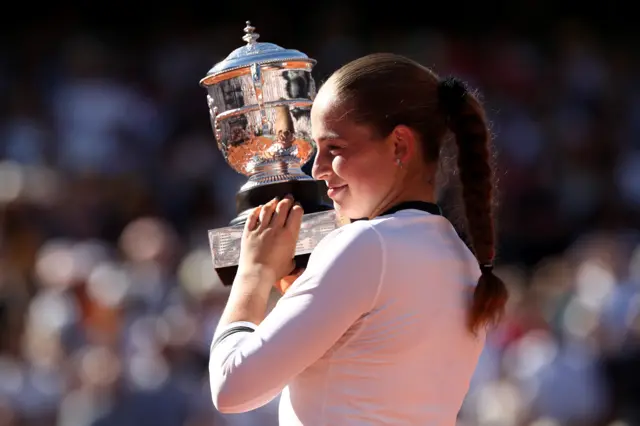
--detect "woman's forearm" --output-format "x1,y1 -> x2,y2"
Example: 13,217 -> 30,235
209,266 -> 280,413
217,266 -> 277,327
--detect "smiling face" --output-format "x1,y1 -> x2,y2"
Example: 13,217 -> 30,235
310,84 -> 400,219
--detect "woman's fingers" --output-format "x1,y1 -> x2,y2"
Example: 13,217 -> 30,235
258,198 -> 278,230
246,205 -> 262,232
285,203 -> 304,234
249,196 -> 302,233
271,195 -> 294,228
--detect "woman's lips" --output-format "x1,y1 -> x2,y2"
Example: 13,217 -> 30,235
327,185 -> 347,198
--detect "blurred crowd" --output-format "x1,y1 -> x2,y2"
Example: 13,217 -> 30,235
1,15 -> 640,426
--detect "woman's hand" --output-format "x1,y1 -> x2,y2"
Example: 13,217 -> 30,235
275,268 -> 305,295
238,196 -> 304,282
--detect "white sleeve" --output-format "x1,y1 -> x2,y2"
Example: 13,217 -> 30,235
209,221 -> 385,413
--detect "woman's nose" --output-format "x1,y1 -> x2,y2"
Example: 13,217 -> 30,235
311,153 -> 329,181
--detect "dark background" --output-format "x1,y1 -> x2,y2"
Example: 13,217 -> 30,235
1,2 -> 640,425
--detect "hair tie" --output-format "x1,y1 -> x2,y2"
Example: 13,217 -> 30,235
437,77 -> 468,116
479,263 -> 494,274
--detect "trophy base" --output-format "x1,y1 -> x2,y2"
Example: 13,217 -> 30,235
215,253 -> 312,289
209,209 -> 341,286
230,179 -> 332,226
209,180 -> 337,287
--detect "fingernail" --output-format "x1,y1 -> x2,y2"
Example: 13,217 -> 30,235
285,194 -> 294,200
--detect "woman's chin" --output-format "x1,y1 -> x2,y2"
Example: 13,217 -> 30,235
333,202 -> 365,221
333,202 -> 348,218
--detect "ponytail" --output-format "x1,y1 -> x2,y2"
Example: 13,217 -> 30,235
438,78 -> 508,335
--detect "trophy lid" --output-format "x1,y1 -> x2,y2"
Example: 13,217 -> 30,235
200,21 -> 316,86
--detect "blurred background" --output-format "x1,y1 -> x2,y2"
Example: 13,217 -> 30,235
2,1 -> 640,425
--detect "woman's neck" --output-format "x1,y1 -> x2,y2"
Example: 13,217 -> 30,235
369,184 -> 436,219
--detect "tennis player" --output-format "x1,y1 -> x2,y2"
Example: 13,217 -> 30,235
209,53 -> 508,425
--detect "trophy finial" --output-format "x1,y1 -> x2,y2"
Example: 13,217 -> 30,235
242,21 -> 260,45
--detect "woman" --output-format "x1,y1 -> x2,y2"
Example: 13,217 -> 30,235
209,53 -> 508,425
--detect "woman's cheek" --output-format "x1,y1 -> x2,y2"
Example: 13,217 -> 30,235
332,156 -> 347,177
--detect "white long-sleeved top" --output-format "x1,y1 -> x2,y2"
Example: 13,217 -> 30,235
209,209 -> 485,425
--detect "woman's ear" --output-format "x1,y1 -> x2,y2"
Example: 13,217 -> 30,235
390,125 -> 418,165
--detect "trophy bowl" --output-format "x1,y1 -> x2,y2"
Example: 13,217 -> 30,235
200,22 -> 341,286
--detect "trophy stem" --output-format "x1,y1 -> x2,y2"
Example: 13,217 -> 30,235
231,179 -> 332,226
241,161 -> 313,191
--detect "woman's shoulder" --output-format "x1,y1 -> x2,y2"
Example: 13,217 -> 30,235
310,219 -> 384,263
310,210 -> 445,263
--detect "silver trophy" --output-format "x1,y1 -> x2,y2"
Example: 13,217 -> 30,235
200,22 -> 341,286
